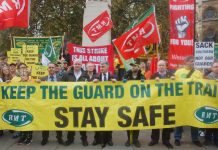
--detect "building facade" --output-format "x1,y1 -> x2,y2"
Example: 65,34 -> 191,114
196,0 -> 218,42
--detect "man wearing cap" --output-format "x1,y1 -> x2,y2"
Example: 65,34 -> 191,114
123,61 -> 145,148
174,56 -> 203,147
204,61 -> 218,147
55,62 -> 63,78
62,60 -> 69,71
61,59 -> 88,146
93,61 -> 116,148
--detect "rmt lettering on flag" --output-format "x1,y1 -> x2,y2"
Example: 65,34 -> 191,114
0,0 -> 30,30
84,10 -> 113,42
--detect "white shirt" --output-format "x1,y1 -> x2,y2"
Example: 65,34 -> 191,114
159,71 -> 167,78
48,74 -> 57,82
0,78 -> 3,82
74,70 -> 82,81
101,72 -> 109,81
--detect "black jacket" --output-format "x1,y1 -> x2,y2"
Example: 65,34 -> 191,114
124,70 -> 145,80
85,72 -> 98,82
41,74 -> 62,81
96,72 -> 115,81
61,68 -> 87,82
151,71 -> 174,79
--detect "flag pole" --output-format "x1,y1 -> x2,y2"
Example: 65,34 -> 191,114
156,43 -> 159,60
61,32 -> 66,61
130,130 -> 133,146
24,0 -> 31,63
9,34 -> 13,48
24,28 -> 29,65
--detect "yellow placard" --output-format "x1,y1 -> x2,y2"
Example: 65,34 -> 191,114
19,56 -> 25,63
25,57 -> 39,63
7,51 -> 11,57
7,57 -> 12,64
10,57 -> 19,63
0,79 -> 217,131
31,65 -> 48,79
25,60 -> 38,67
22,45 -> 38,54
8,54 -> 21,57
8,56 -> 22,64
11,48 -> 22,55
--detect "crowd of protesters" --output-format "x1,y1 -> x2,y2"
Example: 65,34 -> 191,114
0,54 -> 218,148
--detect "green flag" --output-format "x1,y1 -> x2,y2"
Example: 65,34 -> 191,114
42,37 -> 57,65
125,6 -> 154,31
13,36 -> 63,65
215,43 -> 218,59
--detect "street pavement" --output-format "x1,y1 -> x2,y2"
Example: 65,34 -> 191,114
0,127 -> 217,150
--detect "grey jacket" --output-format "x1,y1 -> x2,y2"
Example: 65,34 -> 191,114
207,72 -> 218,80
40,74 -> 62,82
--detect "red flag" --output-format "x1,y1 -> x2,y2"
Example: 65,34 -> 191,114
113,11 -> 160,60
0,0 -> 30,30
150,55 -> 158,75
168,0 -> 195,69
83,11 -> 113,42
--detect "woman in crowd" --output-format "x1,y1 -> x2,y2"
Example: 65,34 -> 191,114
0,67 -> 3,136
12,63 -> 30,82
1,65 -> 13,82
0,65 -> 13,137
140,62 -> 151,79
16,70 -> 33,145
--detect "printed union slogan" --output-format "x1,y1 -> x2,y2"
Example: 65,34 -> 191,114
0,79 -> 217,131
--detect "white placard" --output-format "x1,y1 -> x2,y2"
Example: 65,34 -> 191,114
195,42 -> 214,69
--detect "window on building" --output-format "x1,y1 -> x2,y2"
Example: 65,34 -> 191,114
204,28 -> 216,42
203,7 -> 217,19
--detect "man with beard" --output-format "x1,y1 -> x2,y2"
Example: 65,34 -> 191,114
174,56 -> 203,147
123,62 -> 145,148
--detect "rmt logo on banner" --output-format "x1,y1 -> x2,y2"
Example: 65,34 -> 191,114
0,0 -> 26,15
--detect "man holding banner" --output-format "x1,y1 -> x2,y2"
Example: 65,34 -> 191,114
204,61 -> 218,146
93,61 -> 116,148
37,63 -> 64,145
123,62 -> 145,148
174,56 -> 203,147
61,59 -> 88,146
148,60 -> 174,148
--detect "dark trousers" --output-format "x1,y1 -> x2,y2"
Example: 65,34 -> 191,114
94,131 -> 112,144
67,131 -> 87,141
127,130 -> 140,141
205,128 -> 218,144
0,130 -> 3,136
151,128 -> 172,143
42,131 -> 62,140
174,126 -> 199,142
22,131 -> 33,139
